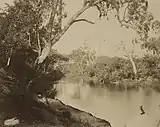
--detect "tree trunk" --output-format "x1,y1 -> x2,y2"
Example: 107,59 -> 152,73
128,53 -> 137,76
122,42 -> 137,76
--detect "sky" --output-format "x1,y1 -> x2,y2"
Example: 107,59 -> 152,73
0,0 -> 160,57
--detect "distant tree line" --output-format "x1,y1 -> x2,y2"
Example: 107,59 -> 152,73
63,45 -> 160,91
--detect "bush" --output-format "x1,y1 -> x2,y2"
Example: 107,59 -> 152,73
0,47 -> 64,124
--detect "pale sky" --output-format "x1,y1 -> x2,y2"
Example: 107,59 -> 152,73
0,0 -> 160,57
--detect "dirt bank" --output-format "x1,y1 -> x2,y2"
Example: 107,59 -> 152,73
0,99 -> 111,127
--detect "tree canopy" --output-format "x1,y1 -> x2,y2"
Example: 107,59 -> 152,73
0,0 -> 159,65
0,0 -> 160,124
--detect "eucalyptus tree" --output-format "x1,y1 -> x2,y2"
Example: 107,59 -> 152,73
0,0 -> 159,124
0,0 -> 157,64
68,45 -> 97,84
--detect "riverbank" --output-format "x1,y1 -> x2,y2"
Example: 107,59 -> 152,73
0,98 -> 111,127
62,54 -> 160,92
61,76 -> 160,92
56,83 -> 160,127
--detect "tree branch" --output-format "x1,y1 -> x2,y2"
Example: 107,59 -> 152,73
27,31 -> 31,47
122,1 -> 132,21
37,0 -> 103,64
48,0 -> 59,35
26,31 -> 40,53
37,32 -> 41,55
50,5 -> 90,45
72,19 -> 95,24
50,0 -> 103,45
116,8 -> 135,29
58,0 -> 63,30
121,41 -> 137,75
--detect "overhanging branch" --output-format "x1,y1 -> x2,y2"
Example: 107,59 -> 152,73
37,0 -> 105,64
116,8 -> 135,30
50,5 -> 91,46
72,19 -> 95,24
50,0 -> 103,45
50,0 -> 103,46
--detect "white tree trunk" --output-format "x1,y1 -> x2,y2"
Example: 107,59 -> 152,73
128,53 -> 137,75
122,41 -> 137,76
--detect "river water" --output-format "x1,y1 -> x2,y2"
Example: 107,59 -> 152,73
56,83 -> 160,127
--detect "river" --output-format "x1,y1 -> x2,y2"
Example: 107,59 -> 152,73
55,83 -> 160,127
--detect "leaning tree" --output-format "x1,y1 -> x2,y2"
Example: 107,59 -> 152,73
0,0 -> 159,124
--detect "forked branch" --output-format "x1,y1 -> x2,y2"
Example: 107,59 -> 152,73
50,0 -> 103,46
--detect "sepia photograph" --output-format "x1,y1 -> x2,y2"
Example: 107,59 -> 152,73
0,0 -> 160,127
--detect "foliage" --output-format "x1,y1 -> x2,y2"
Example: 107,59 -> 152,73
137,55 -> 160,79
0,0 -> 67,65
0,0 -> 68,123
69,45 -> 96,71
142,36 -> 160,55
0,47 -> 66,123
0,0 -> 156,64
64,47 -> 160,90
0,0 -> 159,123
64,45 -> 96,84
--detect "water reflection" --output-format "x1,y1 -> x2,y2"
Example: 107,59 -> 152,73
56,83 -> 160,127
